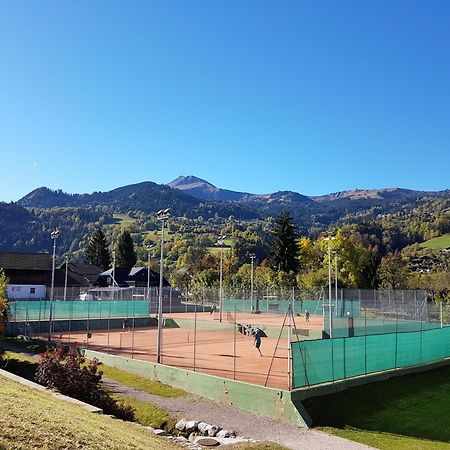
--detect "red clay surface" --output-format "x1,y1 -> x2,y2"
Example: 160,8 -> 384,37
45,312 -> 324,390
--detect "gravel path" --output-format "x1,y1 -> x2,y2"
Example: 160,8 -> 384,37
104,378 -> 374,450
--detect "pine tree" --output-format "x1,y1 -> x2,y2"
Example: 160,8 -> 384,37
85,228 -> 111,270
116,230 -> 137,269
268,210 -> 299,273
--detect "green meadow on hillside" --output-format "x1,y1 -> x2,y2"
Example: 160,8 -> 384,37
420,233 -> 450,249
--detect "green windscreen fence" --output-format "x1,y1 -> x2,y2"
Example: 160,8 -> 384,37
8,300 -> 151,321
292,326 -> 450,388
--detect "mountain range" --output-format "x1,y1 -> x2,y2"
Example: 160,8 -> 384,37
0,175 -> 448,254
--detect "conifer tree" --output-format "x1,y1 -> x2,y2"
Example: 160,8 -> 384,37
85,228 -> 111,270
268,210 -> 299,273
116,230 -> 137,269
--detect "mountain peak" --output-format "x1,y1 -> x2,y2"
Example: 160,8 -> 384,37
168,175 -> 217,190
168,175 -> 248,202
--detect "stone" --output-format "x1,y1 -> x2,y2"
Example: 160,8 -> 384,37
175,419 -> 188,431
216,429 -> 232,438
153,429 -> 167,436
194,436 -> 220,447
197,422 -> 210,434
184,420 -> 199,432
207,425 -> 221,437
188,432 -> 197,442
175,436 -> 189,442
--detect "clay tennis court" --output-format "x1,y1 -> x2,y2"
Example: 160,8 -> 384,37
44,312 -> 324,390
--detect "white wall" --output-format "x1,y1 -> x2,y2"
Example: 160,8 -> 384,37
7,284 -> 47,299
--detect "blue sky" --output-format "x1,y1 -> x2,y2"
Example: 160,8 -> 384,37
0,1 -> 449,201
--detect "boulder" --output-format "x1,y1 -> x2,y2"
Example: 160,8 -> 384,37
185,420 -> 199,433
216,429 -> 232,438
207,425 -> 221,437
175,419 -> 188,431
153,429 -> 167,436
197,422 -> 210,434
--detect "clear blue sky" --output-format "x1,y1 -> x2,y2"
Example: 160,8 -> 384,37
1,1 -> 449,202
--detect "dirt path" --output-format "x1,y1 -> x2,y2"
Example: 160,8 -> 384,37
104,378 -> 374,450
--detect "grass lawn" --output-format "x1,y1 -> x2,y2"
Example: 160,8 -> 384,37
420,233 -> 450,249
113,394 -> 177,431
0,376 -> 178,450
304,365 -> 450,449
99,363 -> 186,398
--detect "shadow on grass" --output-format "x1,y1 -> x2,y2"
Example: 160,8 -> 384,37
304,365 -> 450,443
2,357 -> 38,381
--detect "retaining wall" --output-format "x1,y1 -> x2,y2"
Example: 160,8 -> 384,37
84,350 -> 312,428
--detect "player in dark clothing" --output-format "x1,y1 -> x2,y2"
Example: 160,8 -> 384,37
253,328 -> 262,356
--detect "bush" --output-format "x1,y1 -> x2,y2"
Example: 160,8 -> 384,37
35,345 -> 134,421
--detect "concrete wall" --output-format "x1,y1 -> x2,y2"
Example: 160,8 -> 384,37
84,350 -> 312,428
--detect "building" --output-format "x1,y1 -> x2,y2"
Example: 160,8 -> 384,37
93,267 -> 169,288
0,252 -> 84,299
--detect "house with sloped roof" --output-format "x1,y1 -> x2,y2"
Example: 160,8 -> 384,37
0,252 -> 85,298
94,266 -> 169,288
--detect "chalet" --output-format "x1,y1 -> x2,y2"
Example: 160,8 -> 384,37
0,252 -> 84,299
57,262 -> 103,287
94,267 -> 169,288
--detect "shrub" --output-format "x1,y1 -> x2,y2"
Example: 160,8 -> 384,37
35,345 -> 134,421
0,268 -> 9,338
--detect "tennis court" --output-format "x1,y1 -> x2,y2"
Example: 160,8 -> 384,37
39,311 -> 323,390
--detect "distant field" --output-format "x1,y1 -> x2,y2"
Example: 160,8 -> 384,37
305,364 -> 450,449
207,246 -> 233,255
113,213 -> 136,224
420,233 -> 450,249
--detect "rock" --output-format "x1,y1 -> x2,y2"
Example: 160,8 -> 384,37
175,436 -> 189,443
153,429 -> 167,436
197,422 -> 209,434
185,420 -> 199,432
216,429 -> 232,438
188,432 -> 197,442
207,425 -> 221,437
175,419 -> 188,431
194,436 -> 220,447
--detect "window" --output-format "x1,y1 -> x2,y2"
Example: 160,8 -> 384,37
30,288 -> 36,294
12,287 -> 21,292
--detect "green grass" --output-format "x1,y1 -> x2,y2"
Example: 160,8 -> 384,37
0,376 -> 178,450
113,394 -> 177,431
113,213 -> 136,224
1,351 -> 37,381
304,365 -> 450,449
420,233 -> 450,249
99,363 -> 186,398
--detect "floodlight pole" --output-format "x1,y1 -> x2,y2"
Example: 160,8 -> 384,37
112,248 -> 117,288
334,251 -> 338,316
48,230 -> 60,341
156,209 -> 171,364
146,244 -> 155,301
217,235 -> 226,323
325,236 -> 335,338
63,255 -> 68,301
250,253 -> 256,312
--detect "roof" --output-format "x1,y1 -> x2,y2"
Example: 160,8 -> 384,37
56,262 -> 103,285
0,252 -> 52,271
